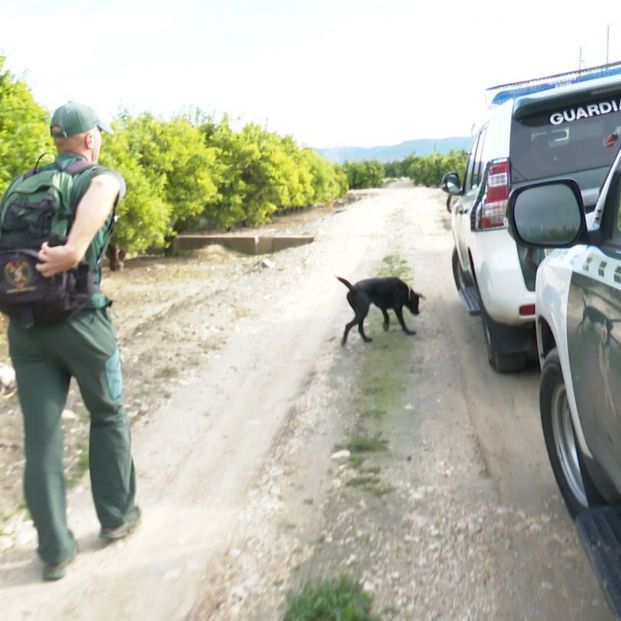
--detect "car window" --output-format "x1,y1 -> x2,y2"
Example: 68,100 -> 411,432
465,126 -> 487,191
510,104 -> 621,184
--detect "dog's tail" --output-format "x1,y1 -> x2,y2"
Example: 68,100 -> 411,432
336,276 -> 354,290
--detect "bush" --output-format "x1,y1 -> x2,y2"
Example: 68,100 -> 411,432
343,160 -> 384,189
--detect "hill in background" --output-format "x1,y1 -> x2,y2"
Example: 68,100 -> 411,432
316,136 -> 471,163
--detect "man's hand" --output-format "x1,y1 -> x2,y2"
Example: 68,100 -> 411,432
36,242 -> 81,277
35,173 -> 121,279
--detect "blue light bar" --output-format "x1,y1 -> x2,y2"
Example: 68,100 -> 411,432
485,61 -> 621,106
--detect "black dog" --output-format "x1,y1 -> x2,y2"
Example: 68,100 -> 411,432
337,276 -> 423,345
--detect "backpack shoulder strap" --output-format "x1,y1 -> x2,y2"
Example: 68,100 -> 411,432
62,159 -> 97,176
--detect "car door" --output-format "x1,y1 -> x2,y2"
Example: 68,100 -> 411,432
452,126 -> 487,273
566,168 -> 621,489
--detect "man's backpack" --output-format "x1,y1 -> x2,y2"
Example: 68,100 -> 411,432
0,159 -> 105,327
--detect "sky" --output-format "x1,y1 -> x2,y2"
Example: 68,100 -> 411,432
1,0 -> 621,149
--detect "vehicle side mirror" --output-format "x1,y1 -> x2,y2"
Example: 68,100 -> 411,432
506,179 -> 586,247
441,172 -> 461,195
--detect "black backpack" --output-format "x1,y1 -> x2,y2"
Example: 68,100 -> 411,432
0,159 -> 107,327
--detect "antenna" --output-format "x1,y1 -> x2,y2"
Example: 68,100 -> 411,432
606,25 -> 610,65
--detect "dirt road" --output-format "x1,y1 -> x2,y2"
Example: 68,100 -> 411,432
0,184 -> 614,619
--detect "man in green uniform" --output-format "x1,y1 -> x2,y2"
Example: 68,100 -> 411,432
3,102 -> 141,581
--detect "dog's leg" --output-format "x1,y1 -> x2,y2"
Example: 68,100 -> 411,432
343,292 -> 372,345
342,319 -> 357,346
381,309 -> 390,332
358,320 -> 372,342
342,315 -> 372,345
342,291 -> 372,344
354,297 -> 372,342
395,307 -> 416,335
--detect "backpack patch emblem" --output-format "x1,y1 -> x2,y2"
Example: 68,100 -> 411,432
5,258 -> 35,292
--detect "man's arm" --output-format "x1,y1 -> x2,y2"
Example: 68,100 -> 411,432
36,174 -> 120,277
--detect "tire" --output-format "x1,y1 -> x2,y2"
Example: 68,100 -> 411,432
480,310 -> 528,373
540,349 -> 606,518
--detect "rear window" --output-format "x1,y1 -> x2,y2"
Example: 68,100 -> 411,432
510,97 -> 621,183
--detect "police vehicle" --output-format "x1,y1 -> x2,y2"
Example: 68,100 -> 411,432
442,62 -> 621,373
507,109 -> 621,617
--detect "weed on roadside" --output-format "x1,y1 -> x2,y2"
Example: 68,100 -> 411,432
378,253 -> 412,282
283,574 -> 377,621
156,365 -> 178,379
337,433 -> 394,496
346,474 -> 394,497
346,432 -> 387,453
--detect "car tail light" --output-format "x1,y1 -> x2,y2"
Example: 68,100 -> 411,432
478,159 -> 510,230
519,304 -> 536,316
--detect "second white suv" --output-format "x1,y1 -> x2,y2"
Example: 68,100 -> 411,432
442,63 -> 621,372
507,124 -> 621,616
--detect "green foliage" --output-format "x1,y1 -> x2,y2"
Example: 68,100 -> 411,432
382,160 -> 402,178
403,149 -> 468,187
343,160 -> 384,189
113,113 -> 220,237
0,53 -> 348,255
283,575 -> 377,621
0,57 -> 52,194
99,117 -> 170,253
346,150 -> 470,189
201,118 -> 347,230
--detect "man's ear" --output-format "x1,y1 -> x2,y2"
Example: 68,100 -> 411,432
84,131 -> 95,149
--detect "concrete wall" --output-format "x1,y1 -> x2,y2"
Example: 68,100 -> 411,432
173,234 -> 314,255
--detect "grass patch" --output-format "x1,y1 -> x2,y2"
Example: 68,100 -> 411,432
347,432 -> 387,453
363,407 -> 386,418
351,248 -> 416,419
331,250 -> 418,501
347,475 -> 380,488
349,454 -> 365,468
283,574 -> 377,621
360,465 -> 381,475
156,365 -> 178,378
378,253 -> 412,281
367,483 -> 394,497
347,475 -> 394,497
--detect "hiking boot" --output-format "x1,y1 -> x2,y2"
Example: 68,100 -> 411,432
43,544 -> 77,581
100,506 -> 142,542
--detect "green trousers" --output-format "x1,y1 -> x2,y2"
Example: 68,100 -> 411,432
8,307 -> 137,565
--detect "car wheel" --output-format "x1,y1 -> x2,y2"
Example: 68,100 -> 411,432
480,310 -> 528,373
540,348 -> 606,518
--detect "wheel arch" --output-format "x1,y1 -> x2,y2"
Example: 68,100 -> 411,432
537,316 -> 556,361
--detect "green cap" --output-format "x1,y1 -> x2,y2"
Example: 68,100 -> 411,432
50,101 -> 112,138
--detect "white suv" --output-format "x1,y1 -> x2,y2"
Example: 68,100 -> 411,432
507,130 -> 621,615
442,65 -> 621,372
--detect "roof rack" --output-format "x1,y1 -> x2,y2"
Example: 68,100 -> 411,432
485,61 -> 621,107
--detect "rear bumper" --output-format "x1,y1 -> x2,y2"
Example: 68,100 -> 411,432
469,229 -> 535,326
